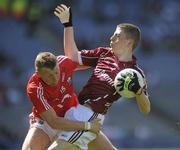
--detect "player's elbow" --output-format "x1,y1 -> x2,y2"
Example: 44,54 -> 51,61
143,108 -> 150,114
141,105 -> 151,114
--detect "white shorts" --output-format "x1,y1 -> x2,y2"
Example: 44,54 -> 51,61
57,104 -> 105,150
29,116 -> 60,142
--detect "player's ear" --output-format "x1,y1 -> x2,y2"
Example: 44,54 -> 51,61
127,39 -> 133,47
35,67 -> 41,77
35,66 -> 38,73
36,70 -> 40,77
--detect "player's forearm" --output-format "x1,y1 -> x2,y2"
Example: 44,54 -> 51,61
40,109 -> 85,131
135,91 -> 151,114
64,27 -> 79,62
50,116 -> 85,131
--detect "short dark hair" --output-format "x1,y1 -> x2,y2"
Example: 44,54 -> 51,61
117,23 -> 141,49
35,52 -> 57,70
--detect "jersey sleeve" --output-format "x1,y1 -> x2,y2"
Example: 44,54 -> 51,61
78,47 -> 109,67
57,55 -> 77,71
26,82 -> 51,114
134,66 -> 149,96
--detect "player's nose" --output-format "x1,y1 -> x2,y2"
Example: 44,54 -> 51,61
110,35 -> 115,42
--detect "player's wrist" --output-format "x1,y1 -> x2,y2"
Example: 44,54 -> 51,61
84,122 -> 91,130
63,22 -> 73,27
128,81 -> 140,94
136,88 -> 143,95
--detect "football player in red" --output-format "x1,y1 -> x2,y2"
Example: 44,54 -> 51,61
53,4 -> 151,150
22,52 -> 101,150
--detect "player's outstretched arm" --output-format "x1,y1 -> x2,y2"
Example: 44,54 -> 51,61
54,4 -> 79,63
40,108 -> 101,134
128,72 -> 151,114
135,90 -> 151,114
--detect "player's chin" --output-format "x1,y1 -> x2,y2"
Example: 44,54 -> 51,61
50,80 -> 59,86
110,42 -> 112,48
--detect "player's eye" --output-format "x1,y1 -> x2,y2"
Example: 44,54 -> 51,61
48,74 -> 54,78
116,34 -> 120,38
55,71 -> 58,75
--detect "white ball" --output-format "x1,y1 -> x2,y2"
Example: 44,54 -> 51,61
114,68 -> 145,98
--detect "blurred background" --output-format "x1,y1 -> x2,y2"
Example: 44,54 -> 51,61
0,0 -> 180,149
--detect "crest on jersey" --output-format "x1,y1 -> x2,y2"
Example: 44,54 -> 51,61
67,77 -> 72,84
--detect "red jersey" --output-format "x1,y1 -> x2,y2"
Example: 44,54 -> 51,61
26,56 -> 78,118
78,47 -> 147,114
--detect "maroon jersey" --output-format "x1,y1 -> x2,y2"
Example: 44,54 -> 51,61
78,47 -> 147,114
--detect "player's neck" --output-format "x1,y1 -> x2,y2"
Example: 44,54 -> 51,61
117,55 -> 132,62
113,48 -> 133,62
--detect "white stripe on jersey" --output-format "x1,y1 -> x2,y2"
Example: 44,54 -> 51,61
133,65 -> 148,96
103,94 -> 108,98
81,55 -> 99,59
78,52 -> 100,65
37,83 -> 51,110
134,65 -> 145,78
92,97 -> 101,102
57,56 -> 67,64
78,52 -> 83,65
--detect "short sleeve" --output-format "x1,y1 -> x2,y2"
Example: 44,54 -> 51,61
79,47 -> 109,66
134,66 -> 149,96
57,55 -> 77,71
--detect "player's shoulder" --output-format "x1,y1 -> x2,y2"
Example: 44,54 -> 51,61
57,55 -> 69,63
133,64 -> 146,78
98,47 -> 111,51
57,55 -> 71,65
97,47 -> 112,55
27,73 -> 40,92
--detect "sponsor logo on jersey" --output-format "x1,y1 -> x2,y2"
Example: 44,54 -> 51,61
57,104 -> 63,108
61,94 -> 71,103
53,98 -> 60,101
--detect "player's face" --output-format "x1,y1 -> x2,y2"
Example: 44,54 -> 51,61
110,27 -> 127,49
38,64 -> 60,86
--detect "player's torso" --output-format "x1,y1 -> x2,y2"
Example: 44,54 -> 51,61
44,67 -> 77,116
79,49 -> 137,113
27,56 -> 78,118
81,51 -> 131,97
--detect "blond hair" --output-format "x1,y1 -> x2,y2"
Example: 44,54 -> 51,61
117,23 -> 141,50
35,52 -> 57,71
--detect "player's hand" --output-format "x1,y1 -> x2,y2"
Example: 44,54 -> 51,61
89,118 -> 102,134
54,4 -> 72,27
128,72 -> 142,94
115,73 -> 126,92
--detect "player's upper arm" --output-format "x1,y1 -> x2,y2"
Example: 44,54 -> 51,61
80,47 -> 108,66
27,81 -> 51,114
